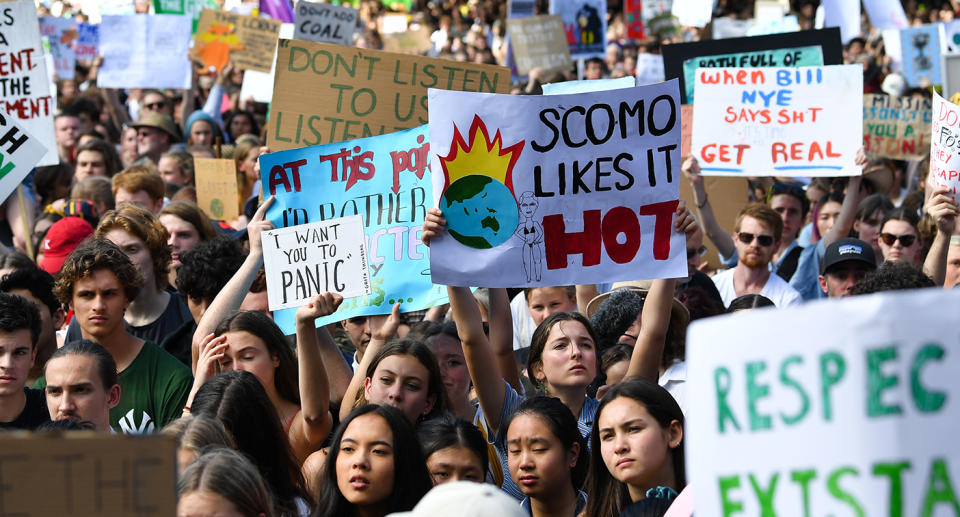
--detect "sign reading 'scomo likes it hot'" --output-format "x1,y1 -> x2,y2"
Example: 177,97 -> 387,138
686,288 -> 960,516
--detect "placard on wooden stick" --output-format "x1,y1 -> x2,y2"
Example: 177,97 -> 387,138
194,158 -> 239,221
0,432 -> 176,516
192,9 -> 281,73
262,215 -> 372,311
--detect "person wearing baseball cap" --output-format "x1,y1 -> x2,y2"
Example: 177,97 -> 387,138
818,237 -> 877,298
38,217 -> 95,275
132,113 -> 181,164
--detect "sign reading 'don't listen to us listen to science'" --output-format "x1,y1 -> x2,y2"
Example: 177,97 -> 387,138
427,80 -> 687,288
687,288 -> 960,516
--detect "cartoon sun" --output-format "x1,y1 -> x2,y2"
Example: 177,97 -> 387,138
438,115 -> 524,249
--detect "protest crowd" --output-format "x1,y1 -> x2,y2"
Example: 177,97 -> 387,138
0,0 -> 957,515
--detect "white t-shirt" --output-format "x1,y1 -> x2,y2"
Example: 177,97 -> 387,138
659,360 -> 687,416
712,268 -> 803,308
510,291 -> 537,350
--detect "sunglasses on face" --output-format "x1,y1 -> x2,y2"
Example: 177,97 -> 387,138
737,232 -> 775,247
880,233 -> 917,247
686,245 -> 707,259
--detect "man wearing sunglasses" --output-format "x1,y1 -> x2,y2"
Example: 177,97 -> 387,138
712,204 -> 802,308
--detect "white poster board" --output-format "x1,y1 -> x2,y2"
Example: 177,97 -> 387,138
239,23 -> 294,104
821,0 -> 860,44
98,15 -> 192,89
687,288 -> 960,515
690,65 -> 862,176
541,76 -> 635,95
294,1 -> 357,46
672,0 -> 713,28
930,91 -> 960,201
941,20 -> 960,54
634,53 -> 665,85
1,0 -> 57,167
862,0 -> 908,30
262,215 -> 372,311
0,112 -> 47,203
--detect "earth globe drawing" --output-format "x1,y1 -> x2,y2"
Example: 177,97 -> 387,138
440,174 -> 519,249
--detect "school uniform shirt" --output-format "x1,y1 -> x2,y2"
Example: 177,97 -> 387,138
36,341 -> 192,434
477,380 -> 598,500
712,268 -> 803,308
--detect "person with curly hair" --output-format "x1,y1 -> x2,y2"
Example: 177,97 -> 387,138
42,238 -> 191,433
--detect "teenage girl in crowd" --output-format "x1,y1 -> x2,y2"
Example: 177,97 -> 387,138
418,414 -> 489,485
177,447 -> 276,517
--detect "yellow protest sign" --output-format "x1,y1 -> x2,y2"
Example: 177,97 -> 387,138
0,432 -> 176,516
195,158 -> 240,221
192,9 -> 281,73
267,40 -> 511,150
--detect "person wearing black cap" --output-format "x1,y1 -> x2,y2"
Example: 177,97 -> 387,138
818,238 -> 877,298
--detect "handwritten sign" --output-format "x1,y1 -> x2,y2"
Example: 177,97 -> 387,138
267,40 -> 510,151
259,125 -> 447,333
262,216 -> 371,311
39,17 -> 76,80
192,9 -> 281,73
381,26 -> 433,55
75,23 -> 99,60
549,0 -> 606,59
0,111 -> 47,203
98,15 -> 192,89
687,288 -> 960,515
690,65 -> 862,177
862,93 -> 931,160
0,433 -> 176,516
0,0 -> 57,166
294,1 -> 356,46
680,46 -> 823,103
930,91 -> 960,199
194,158 -> 239,221
427,81 -> 687,287
899,25 -> 941,87
239,23 -> 293,104
506,15 -> 572,76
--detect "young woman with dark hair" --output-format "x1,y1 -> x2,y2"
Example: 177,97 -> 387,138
418,413 -> 489,485
585,378 -> 685,517
191,370 -> 311,517
313,404 -> 432,517
177,447 -> 276,517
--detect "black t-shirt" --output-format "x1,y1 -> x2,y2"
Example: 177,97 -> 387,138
65,289 -> 193,349
0,388 -> 50,431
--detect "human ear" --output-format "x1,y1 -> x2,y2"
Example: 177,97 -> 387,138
567,440 -> 580,469
667,419 -> 683,449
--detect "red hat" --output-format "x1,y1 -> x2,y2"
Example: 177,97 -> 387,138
39,217 -> 94,275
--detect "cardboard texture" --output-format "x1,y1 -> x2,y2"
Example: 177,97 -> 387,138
192,9 -> 282,73
0,432 -> 176,516
195,158 -> 240,221
678,176 -> 748,270
662,28 -> 843,103
862,93 -> 931,160
506,15 -> 572,75
267,40 -> 510,150
381,26 -> 432,54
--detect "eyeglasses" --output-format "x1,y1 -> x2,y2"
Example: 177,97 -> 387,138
880,233 -> 917,247
144,102 -> 167,110
686,245 -> 707,259
737,232 -> 775,247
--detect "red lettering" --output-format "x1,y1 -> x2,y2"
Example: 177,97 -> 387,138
543,210 -> 602,269
639,200 -> 678,260
267,159 -> 306,195
389,134 -> 430,194
600,206 -> 641,263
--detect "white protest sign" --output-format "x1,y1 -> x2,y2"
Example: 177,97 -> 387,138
294,1 -> 356,46
39,18 -> 76,80
98,15 -> 192,89
672,0 -> 713,28
687,288 -> 960,515
239,23 -> 294,104
428,81 -> 687,287
929,91 -> 960,200
0,111 -> 46,203
0,0 -> 57,167
262,215 -> 372,311
862,0 -> 907,30
821,0 -> 860,44
634,53 -> 665,85
541,76 -> 635,95
690,65 -> 862,176
712,17 -> 752,39
941,20 -> 960,54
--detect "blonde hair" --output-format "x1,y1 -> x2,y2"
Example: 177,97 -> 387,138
95,203 -> 171,289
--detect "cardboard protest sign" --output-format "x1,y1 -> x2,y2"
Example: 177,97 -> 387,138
0,0 -> 57,167
239,23 -> 294,103
294,1 -> 357,46
427,81 -> 687,287
549,0 -> 606,59
262,216 -> 371,310
39,17 -> 76,80
900,25 -> 942,87
930,92 -> 960,199
690,65 -> 862,177
98,15 -> 192,89
635,53 -> 665,86
678,174 -> 748,270
0,432 -> 176,516
663,28 -> 843,103
506,15 -> 572,76
267,40 -> 510,150
192,9 -> 282,73
680,104 -> 692,156
541,76 -> 635,95
259,125 -> 448,333
194,158 -> 239,221
862,93 -> 931,160
862,0 -> 908,30
687,288 -> 960,515
381,26 -> 432,54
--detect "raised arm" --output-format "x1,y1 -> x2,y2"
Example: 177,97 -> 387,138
191,196 -> 274,371
488,287 -> 522,393
575,284 -> 598,315
682,156 -> 735,259
821,149 -> 870,247
338,303 -> 401,422
923,187 -> 959,286
319,323 -> 353,404
290,293 -> 342,459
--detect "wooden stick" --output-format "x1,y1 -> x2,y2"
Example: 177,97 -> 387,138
16,185 -> 34,260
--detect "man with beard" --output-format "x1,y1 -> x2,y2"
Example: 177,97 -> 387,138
712,204 -> 802,308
